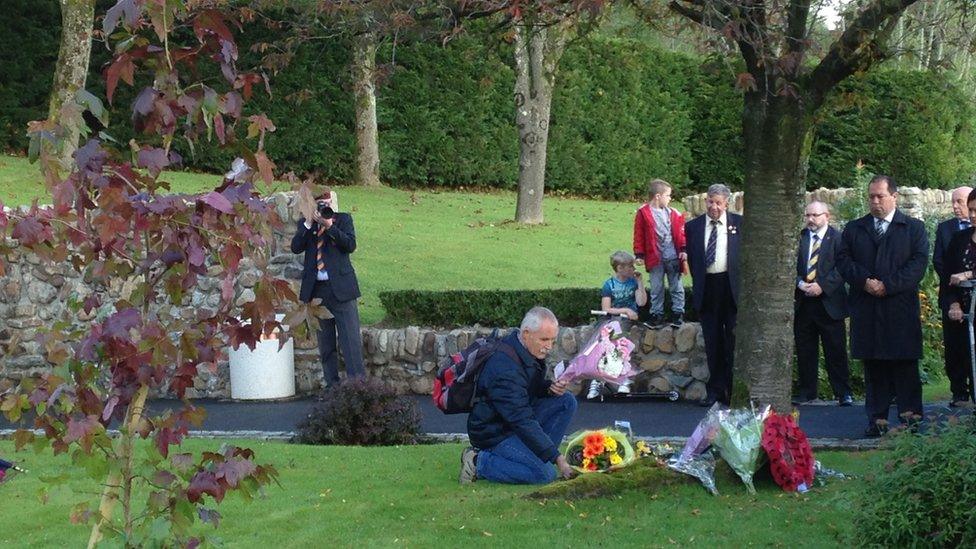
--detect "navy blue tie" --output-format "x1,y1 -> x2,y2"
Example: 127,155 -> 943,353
705,220 -> 718,267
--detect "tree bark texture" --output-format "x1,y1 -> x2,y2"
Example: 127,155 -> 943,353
50,0 -> 95,171
351,31 -> 381,186
734,94 -> 814,412
513,21 -> 567,224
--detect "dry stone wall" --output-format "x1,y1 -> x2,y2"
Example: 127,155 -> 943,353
0,192 -> 708,400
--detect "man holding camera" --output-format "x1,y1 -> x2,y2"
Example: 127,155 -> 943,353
291,188 -> 366,387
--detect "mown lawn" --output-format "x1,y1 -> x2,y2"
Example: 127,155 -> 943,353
0,154 -> 642,326
0,438 -> 877,547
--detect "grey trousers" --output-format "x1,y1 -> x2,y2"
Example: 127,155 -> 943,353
312,281 -> 366,386
648,258 -> 685,315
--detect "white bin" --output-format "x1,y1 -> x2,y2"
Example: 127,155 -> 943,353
228,316 -> 295,400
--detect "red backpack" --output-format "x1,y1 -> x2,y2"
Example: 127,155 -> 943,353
432,334 -> 519,414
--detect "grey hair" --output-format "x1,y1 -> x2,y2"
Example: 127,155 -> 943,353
807,200 -> 831,213
520,306 -> 558,332
706,184 -> 731,199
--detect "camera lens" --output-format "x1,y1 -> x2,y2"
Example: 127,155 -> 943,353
318,204 -> 335,218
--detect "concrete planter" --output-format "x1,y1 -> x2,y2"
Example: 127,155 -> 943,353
228,316 -> 295,400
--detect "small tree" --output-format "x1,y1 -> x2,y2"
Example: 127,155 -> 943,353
1,1 -> 295,546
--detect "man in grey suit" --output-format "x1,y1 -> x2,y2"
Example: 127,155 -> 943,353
793,201 -> 852,406
291,188 -> 365,388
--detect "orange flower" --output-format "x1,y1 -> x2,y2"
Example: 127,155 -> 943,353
584,432 -> 605,447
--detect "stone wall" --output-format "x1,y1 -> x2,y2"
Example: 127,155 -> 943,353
682,186 -> 952,221
0,192 -> 709,400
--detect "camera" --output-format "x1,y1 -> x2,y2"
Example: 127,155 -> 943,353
317,203 -> 335,219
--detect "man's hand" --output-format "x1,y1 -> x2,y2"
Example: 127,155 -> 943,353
555,455 -> 575,480
549,378 -> 570,396
950,271 -> 972,286
678,252 -> 688,262
864,278 -> 885,297
949,303 -> 965,322
311,211 -> 334,230
804,282 -> 823,297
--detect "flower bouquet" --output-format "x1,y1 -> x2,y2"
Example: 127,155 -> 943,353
555,320 -> 636,385
668,404 -> 723,495
761,412 -> 815,492
563,428 -> 636,473
711,405 -> 771,494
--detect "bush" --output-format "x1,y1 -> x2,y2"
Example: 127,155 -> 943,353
378,287 -> 697,327
851,417 -> 976,547
295,377 -> 422,446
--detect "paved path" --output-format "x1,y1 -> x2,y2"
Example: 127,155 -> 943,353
6,395 -> 968,442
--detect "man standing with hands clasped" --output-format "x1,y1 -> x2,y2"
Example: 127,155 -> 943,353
837,175 -> 929,437
793,201 -> 853,406
291,187 -> 365,389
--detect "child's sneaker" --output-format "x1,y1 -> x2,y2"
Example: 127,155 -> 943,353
616,381 -> 632,395
586,380 -> 605,400
670,313 -> 684,328
648,314 -> 666,329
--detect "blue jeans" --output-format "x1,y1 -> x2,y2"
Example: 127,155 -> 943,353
649,258 -> 684,316
476,393 -> 577,484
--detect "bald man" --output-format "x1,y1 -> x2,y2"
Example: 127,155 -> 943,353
933,186 -> 974,406
794,201 -> 852,405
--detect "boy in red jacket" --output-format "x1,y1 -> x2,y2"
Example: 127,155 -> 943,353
633,179 -> 687,328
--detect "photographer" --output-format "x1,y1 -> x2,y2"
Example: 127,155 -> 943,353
291,187 -> 365,388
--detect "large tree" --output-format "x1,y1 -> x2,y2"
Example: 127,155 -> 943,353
643,0 -> 924,410
49,0 -> 95,171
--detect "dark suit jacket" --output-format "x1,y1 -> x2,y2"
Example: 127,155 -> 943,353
943,226 -> 976,309
934,217 -> 969,312
795,225 -> 848,320
290,213 -> 361,303
837,209 -> 929,360
685,212 -> 742,312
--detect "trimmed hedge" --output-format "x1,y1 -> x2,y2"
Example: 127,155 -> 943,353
378,287 -> 696,328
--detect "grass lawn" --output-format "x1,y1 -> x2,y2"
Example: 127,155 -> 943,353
0,154 -> 645,325
0,438 -> 878,547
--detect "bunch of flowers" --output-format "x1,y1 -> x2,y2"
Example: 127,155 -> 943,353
563,428 -> 636,473
556,321 -> 636,385
761,412 -> 815,492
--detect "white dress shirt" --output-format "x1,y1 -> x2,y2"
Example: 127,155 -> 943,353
705,212 -> 729,274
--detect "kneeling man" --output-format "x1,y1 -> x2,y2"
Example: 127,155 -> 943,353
460,307 -> 577,484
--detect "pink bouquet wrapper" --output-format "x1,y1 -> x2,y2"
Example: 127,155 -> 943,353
555,320 -> 637,385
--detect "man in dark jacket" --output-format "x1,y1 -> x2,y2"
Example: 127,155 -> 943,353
291,188 -> 365,387
685,183 -> 741,407
933,186 -> 973,407
793,201 -> 852,406
837,175 -> 929,437
461,307 -> 576,484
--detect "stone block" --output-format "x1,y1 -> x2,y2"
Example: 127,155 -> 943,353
668,358 -> 690,375
674,323 -> 697,353
691,360 -> 710,381
238,270 -> 259,288
27,281 -> 57,305
684,381 -> 707,401
421,361 -> 438,372
559,328 -> 578,354
235,288 -> 255,307
378,330 -> 389,353
640,357 -> 666,373
655,328 -> 674,353
665,373 -> 693,388
422,331 -> 436,355
641,330 -> 656,353
404,326 -> 420,355
648,376 -> 671,392
1,280 -> 21,302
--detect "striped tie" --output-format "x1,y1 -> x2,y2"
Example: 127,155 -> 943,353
316,225 -> 327,274
806,234 -> 820,282
705,220 -> 718,267
874,218 -> 885,237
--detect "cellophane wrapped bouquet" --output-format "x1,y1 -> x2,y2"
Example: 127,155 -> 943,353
555,320 -> 636,386
563,428 -> 637,473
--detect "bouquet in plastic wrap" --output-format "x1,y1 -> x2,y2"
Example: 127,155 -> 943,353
761,412 -> 815,492
555,320 -> 636,385
668,404 -> 723,495
711,405 -> 771,494
563,428 -> 637,473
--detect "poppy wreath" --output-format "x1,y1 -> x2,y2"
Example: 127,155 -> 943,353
761,413 -> 815,491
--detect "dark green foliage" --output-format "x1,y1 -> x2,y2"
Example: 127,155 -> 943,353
687,58 -> 745,190
851,417 -> 976,547
295,377 -> 422,446
378,287 -> 695,327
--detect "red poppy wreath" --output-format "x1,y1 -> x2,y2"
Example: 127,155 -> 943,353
761,413 -> 815,492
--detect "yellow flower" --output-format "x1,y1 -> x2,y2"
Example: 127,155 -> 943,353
610,453 -> 623,466
582,458 -> 591,468
604,437 -> 618,451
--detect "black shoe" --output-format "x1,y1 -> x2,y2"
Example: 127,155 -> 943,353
792,395 -> 815,406
863,420 -> 889,438
670,314 -> 684,328
838,394 -> 854,407
648,314 -> 666,329
699,396 -> 718,407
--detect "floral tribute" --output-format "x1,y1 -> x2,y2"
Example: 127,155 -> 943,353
761,412 -> 815,492
564,428 -> 636,473
555,321 -> 636,385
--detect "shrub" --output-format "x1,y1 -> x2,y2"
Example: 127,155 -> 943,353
295,377 -> 422,446
851,416 -> 976,547
378,287 -> 698,328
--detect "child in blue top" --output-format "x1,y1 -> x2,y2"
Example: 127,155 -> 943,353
589,251 -> 646,399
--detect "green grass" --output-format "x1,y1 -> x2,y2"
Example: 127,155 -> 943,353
0,438 -> 879,547
0,154 -> 641,325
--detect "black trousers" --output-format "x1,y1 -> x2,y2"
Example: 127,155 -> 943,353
942,312 -> 975,401
794,296 -> 851,400
863,359 -> 923,425
700,273 -> 736,403
313,280 -> 366,386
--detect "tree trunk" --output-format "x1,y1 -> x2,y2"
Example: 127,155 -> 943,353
735,94 -> 813,412
49,0 -> 95,171
351,31 -> 381,186
513,21 -> 568,224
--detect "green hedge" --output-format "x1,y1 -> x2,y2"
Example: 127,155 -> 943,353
378,287 -> 696,328
3,3 -> 975,195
